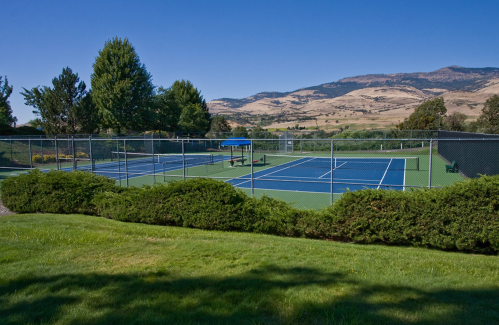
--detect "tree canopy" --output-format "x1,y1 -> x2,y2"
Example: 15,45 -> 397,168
155,80 -> 211,134
0,76 -> 15,126
21,67 -> 96,134
91,37 -> 155,134
444,112 -> 467,131
396,97 -> 447,130
476,95 -> 499,134
208,115 -> 232,134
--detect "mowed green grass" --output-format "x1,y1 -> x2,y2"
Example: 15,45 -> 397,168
1,214 -> 498,324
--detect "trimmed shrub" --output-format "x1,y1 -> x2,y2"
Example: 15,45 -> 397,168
324,175 -> 499,253
1,170 -> 120,215
93,178 -> 259,230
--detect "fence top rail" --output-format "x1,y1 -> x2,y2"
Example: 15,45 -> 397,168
2,137 -> 499,141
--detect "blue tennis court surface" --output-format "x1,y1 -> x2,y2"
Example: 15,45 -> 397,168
63,154 -> 228,181
227,157 -> 406,194
63,154 -> 407,194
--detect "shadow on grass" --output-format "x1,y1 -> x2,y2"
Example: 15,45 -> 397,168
0,265 -> 498,324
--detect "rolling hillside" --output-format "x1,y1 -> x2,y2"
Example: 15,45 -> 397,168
208,66 -> 499,130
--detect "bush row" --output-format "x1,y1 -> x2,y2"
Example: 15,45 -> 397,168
2,170 -> 499,253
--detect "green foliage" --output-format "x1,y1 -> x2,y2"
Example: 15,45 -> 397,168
179,103 -> 209,133
444,112 -> 467,131
0,76 -> 16,126
21,67 -> 96,134
91,37 -> 155,134
208,115 -> 232,134
154,86 -> 182,132
476,95 -> 499,134
397,97 -> 447,130
1,170 -> 119,215
325,175 -> 499,253
233,126 -> 249,138
5,170 -> 499,253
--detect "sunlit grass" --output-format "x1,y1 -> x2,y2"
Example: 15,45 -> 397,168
1,214 -> 498,324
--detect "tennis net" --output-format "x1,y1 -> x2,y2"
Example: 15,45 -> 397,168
263,155 -> 419,171
110,152 -> 214,166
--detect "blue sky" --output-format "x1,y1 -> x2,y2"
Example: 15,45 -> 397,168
2,0 -> 499,124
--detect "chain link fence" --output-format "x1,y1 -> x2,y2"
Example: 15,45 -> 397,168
1,131 -> 494,209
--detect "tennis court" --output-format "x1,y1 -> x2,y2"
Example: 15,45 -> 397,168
67,152 -> 419,195
66,152 -> 229,181
228,155 -> 414,194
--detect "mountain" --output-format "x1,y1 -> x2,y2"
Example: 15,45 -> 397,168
208,66 -> 499,130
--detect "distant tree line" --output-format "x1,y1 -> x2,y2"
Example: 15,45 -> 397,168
396,96 -> 499,134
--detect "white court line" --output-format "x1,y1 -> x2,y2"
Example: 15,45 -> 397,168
319,161 -> 347,178
377,158 -> 393,190
233,157 -> 317,186
263,175 -> 381,182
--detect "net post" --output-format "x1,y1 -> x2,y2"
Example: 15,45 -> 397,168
428,139 -> 433,189
89,136 -> 93,173
330,139 -> 334,205
117,140 -> 122,187
251,139 -> 254,198
55,136 -> 59,170
71,136 -> 76,171
182,139 -> 185,179
29,139 -> 33,170
124,139 -> 129,188
152,138 -> 156,184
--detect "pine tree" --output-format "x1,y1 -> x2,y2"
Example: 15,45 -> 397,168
0,76 -> 15,126
91,37 -> 155,134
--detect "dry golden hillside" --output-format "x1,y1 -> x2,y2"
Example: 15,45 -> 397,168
208,67 -> 499,130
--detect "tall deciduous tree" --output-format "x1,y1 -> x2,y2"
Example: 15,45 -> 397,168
21,67 -> 96,134
155,79 -> 211,134
444,112 -> 467,131
179,103 -> 209,133
396,97 -> 447,130
154,86 -> 182,132
476,95 -> 499,134
0,76 -> 15,126
208,115 -> 232,135
91,37 -> 155,134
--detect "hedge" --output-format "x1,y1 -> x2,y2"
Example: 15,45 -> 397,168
323,175 -> 499,253
2,170 -> 499,253
1,170 -> 119,215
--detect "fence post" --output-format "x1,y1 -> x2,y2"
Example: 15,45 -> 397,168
71,136 -> 76,171
331,139 -> 334,205
182,139 -> 185,179
124,139 -> 129,187
251,139 -> 254,198
9,138 -> 13,167
29,139 -> 33,170
152,138 -> 156,184
89,136 -> 93,173
117,140 -> 122,187
428,139 -> 433,189
41,137 -> 44,166
55,136 -> 59,170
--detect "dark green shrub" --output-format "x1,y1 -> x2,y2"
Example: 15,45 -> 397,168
93,178 -> 329,237
1,170 -> 119,214
325,175 -> 499,253
93,178 -> 260,231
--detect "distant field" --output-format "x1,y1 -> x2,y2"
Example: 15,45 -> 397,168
1,214 -> 498,324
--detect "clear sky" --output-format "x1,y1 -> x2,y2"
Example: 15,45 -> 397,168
2,0 -> 499,124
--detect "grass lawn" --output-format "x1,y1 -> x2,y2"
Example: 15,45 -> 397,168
1,214 -> 498,324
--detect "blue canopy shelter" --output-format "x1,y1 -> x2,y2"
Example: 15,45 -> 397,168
221,137 -> 251,166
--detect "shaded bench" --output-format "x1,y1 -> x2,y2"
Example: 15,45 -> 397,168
445,161 -> 458,173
